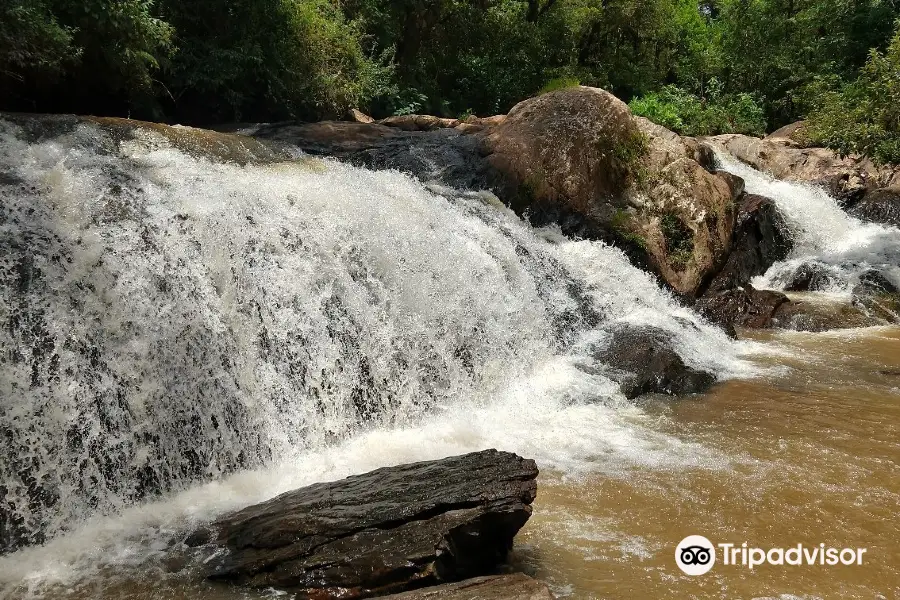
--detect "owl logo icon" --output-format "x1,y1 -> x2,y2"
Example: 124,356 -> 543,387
676,535 -> 716,575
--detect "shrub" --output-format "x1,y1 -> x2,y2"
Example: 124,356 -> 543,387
0,0 -> 173,111
805,21 -> 900,165
539,76 -> 581,95
629,82 -> 766,136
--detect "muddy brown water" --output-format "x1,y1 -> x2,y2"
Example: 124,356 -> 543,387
518,326 -> 900,599
3,327 -> 898,600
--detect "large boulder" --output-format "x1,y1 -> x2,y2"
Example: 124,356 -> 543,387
764,121 -> 812,145
480,88 -> 740,297
770,296 -> 889,332
189,450 -> 538,598
481,86 -> 646,215
378,574 -> 555,600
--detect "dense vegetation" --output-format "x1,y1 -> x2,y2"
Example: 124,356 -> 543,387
1,0 -> 898,161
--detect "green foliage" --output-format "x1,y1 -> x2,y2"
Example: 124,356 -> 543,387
539,76 -> 581,95
0,0 -> 75,77
714,0 -> 897,126
1,0 -> 172,110
806,21 -> 900,164
159,0 -> 392,122
660,211 -> 694,268
0,0 -> 898,143
630,83 -> 766,136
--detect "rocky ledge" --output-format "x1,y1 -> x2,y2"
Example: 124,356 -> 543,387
187,450 -> 539,599
378,574 -> 555,600
708,124 -> 900,221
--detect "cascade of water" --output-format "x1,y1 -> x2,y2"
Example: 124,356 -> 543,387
714,150 -> 900,295
0,119 -> 758,595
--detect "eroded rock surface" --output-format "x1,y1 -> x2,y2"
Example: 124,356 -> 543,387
191,450 -> 538,598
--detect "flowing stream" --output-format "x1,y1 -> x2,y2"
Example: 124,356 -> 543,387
714,151 -> 900,296
0,120 -> 897,599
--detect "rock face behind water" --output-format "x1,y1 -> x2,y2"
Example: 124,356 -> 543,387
192,450 -> 538,598
695,193 -> 794,334
702,194 -> 793,292
708,129 -> 900,208
249,88 -> 741,298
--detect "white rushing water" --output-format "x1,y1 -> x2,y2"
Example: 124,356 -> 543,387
0,119 -> 758,597
714,151 -> 900,296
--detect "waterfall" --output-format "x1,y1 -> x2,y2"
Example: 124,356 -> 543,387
0,117 -> 758,593
714,150 -> 900,295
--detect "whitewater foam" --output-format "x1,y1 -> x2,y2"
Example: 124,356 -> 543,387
0,118 -> 758,596
714,151 -> 900,295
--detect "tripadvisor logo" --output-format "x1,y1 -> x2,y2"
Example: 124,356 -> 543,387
675,536 -> 868,575
676,535 -> 716,575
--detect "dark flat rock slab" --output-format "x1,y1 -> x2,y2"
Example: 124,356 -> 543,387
377,574 -> 555,599
192,450 -> 538,598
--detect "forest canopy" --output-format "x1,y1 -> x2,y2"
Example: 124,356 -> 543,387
1,0 -> 898,161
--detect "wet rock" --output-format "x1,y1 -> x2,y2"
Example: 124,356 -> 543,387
850,270 -> 900,324
783,263 -> 837,292
848,186 -> 900,228
591,325 -> 716,398
854,270 -> 899,296
695,285 -> 790,334
194,450 -> 538,598
251,122 -> 506,193
702,194 -> 792,293
378,574 -> 555,600
771,297 -> 883,332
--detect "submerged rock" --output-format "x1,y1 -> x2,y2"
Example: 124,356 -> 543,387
783,262 -> 838,292
377,574 -> 555,599
591,325 -> 716,398
192,450 -> 538,598
696,285 -> 790,334
771,296 -> 884,332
